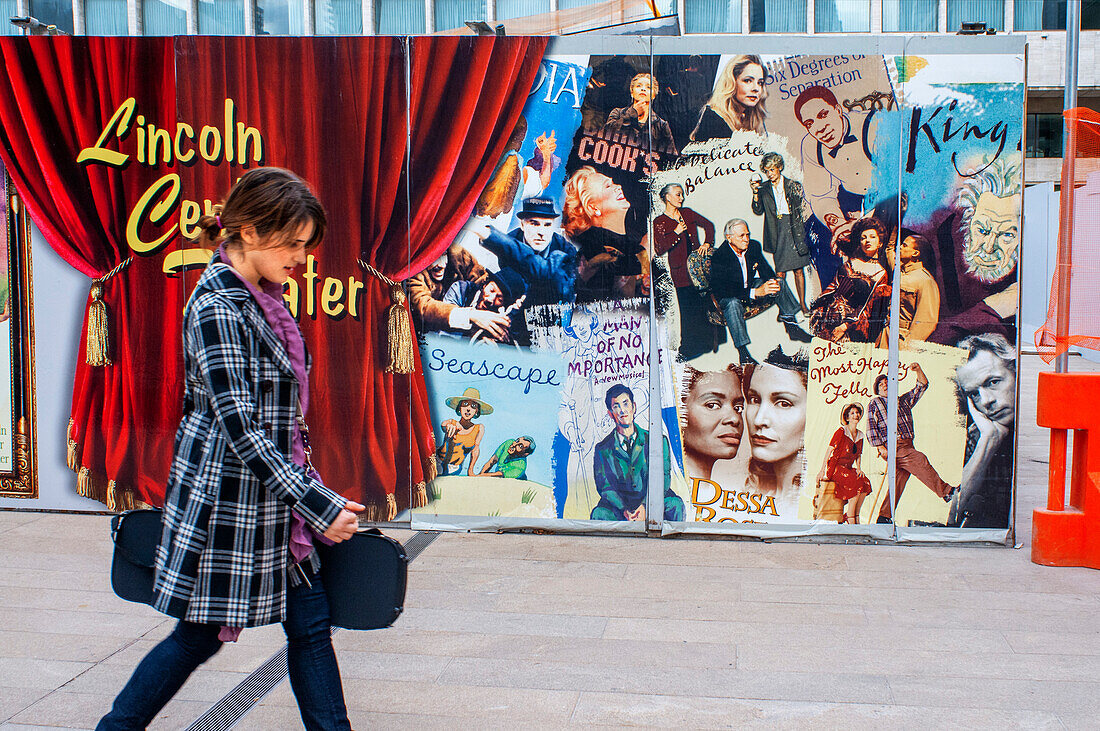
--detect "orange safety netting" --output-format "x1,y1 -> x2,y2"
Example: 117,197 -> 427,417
1036,107 -> 1100,362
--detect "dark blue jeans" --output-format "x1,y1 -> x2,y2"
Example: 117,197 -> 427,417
98,570 -> 350,731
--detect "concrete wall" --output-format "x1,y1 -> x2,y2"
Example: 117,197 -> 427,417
0,224 -> 105,512
1021,30 -> 1100,89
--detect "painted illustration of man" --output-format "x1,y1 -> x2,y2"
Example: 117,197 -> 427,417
442,268 -> 528,344
479,435 -> 536,480
710,219 -> 812,365
409,244 -> 512,342
469,197 -> 577,306
591,384 -> 683,522
600,73 -> 678,156
867,365 -> 957,523
554,306 -> 605,519
795,85 -> 878,285
930,157 -> 1022,346
950,333 -> 1016,529
750,151 -> 812,313
877,233 -> 940,347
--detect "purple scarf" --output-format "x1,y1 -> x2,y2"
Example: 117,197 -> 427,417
216,246 -> 330,640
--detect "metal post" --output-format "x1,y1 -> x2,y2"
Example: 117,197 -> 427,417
1053,0 -> 1080,373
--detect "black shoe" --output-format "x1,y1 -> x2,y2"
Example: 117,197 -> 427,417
783,321 -> 813,343
876,515 -> 893,524
737,345 -> 757,365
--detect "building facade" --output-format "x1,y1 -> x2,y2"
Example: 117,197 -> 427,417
3,0 -> 1096,180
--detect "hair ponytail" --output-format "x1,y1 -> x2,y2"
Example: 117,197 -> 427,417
195,206 -> 223,248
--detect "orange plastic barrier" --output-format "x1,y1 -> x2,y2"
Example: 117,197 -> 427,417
1032,372 -> 1100,568
1035,107 -> 1100,363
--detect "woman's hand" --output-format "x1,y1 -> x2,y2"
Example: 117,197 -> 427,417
324,500 -> 365,543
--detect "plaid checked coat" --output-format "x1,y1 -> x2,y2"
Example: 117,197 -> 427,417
151,261 -> 345,627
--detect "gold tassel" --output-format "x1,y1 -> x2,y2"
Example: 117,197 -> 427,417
358,501 -> 388,523
413,482 -> 429,509
66,419 -> 78,471
386,492 -> 398,521
425,453 -> 438,483
385,285 -> 414,374
77,467 -> 92,499
85,282 -> 111,366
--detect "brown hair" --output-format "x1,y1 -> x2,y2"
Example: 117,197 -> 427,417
194,167 -> 326,252
845,216 -> 887,262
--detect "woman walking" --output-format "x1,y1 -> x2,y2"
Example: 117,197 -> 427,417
98,168 -> 362,730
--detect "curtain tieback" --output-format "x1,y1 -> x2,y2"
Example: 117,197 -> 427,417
357,259 -> 414,375
86,257 -> 133,367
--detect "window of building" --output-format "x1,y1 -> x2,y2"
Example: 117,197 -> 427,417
816,0 -> 870,31
434,0 -> 478,31
86,0 -> 129,33
684,0 -> 743,32
376,0 -> 425,32
882,0 -> 937,30
750,0 -> 807,31
945,0 -> 1003,31
2,0 -> 22,34
315,0 -> 363,33
143,0 -> 188,34
1026,113 -> 1063,158
256,0 -> 307,33
29,0 -> 75,33
1015,0 -> 1100,30
199,0 -> 247,33
497,0 -> 549,20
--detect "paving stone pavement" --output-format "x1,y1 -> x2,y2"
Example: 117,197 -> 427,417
2,355 -> 1099,729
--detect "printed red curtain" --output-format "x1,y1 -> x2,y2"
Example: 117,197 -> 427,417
0,37 -> 182,509
0,35 -> 546,517
363,36 -> 549,516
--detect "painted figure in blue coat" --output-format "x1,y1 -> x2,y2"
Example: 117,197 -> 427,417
471,196 -> 578,306
590,384 -> 684,522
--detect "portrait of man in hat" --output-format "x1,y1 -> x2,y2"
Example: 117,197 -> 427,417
437,387 -> 494,477
470,196 -> 578,307
442,268 -> 528,344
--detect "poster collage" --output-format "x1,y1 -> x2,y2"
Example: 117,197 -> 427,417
412,38 -> 1024,538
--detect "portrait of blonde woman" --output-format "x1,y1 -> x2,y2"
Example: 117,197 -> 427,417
691,55 -> 769,141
